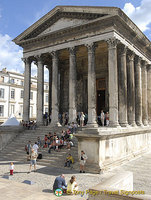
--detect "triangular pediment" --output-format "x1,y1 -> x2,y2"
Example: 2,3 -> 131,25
39,17 -> 90,36
13,6 -> 120,43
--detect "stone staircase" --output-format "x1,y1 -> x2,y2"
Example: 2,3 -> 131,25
0,126 -> 79,171
0,126 -> 101,173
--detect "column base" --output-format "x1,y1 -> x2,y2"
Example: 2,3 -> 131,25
119,122 -> 129,127
128,121 -> 137,127
142,120 -> 148,126
50,121 -> 62,127
86,121 -> 98,128
136,121 -> 143,126
109,122 -> 120,128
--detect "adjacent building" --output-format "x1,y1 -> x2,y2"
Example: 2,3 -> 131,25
0,68 -> 49,123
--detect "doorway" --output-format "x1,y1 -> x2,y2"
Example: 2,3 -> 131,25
97,90 -> 105,115
96,78 -> 106,116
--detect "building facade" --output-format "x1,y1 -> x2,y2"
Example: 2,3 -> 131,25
0,68 -> 49,123
13,6 -> 151,127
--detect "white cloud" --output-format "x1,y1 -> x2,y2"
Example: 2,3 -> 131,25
0,34 -> 23,73
123,0 -> 151,32
0,34 -> 49,81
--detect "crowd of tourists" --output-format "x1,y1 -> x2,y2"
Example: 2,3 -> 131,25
42,110 -> 109,127
20,120 -> 37,130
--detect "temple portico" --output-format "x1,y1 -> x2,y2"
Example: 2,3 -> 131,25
21,37 -> 150,127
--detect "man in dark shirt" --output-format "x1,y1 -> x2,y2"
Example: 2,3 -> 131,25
53,174 -> 67,191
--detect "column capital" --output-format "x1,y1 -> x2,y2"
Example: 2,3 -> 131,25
68,47 -> 76,56
127,51 -> 135,61
118,44 -> 127,56
147,64 -> 151,70
135,56 -> 142,65
50,51 -> 58,60
85,43 -> 97,53
21,57 -> 32,65
106,38 -> 119,49
35,54 -> 43,63
141,60 -> 148,69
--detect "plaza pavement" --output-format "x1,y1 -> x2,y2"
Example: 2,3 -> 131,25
0,151 -> 151,199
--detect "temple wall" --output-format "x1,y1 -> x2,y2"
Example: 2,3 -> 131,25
76,127 -> 151,172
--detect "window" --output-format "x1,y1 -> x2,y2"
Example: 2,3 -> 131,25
46,85 -> 48,90
0,76 -> 4,83
19,105 -> 23,116
11,89 -> 15,99
21,80 -> 24,86
30,92 -> 33,100
11,79 -> 15,84
0,105 -> 4,116
0,88 -> 4,98
45,94 -> 48,103
45,107 -> 48,113
20,90 -> 24,99
11,105 -> 15,115
30,106 -> 33,118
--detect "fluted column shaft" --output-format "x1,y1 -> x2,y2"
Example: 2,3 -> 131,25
107,38 -> 119,127
86,43 -> 97,127
118,45 -> 128,127
135,57 -> 142,126
147,65 -> 151,125
69,47 -> 77,123
48,66 -> 52,116
22,58 -> 31,122
142,61 -> 148,125
51,51 -> 60,125
127,52 -> 136,126
37,56 -> 44,125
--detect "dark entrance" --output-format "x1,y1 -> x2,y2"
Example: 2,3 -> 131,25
96,78 -> 106,116
97,90 -> 105,116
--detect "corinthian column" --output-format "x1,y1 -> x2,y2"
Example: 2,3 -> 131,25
147,65 -> 151,125
47,65 -> 52,117
51,51 -> 61,126
69,47 -> 77,123
142,61 -> 148,125
107,38 -> 119,127
135,56 -> 142,126
127,51 -> 136,126
36,55 -> 44,125
22,57 -> 31,122
118,45 -> 128,127
86,43 -> 98,127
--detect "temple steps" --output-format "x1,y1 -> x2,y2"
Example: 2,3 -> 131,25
0,126 -> 79,171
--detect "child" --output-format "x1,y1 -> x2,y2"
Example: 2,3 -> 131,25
10,162 -> 14,175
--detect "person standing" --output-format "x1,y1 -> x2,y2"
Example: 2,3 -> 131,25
80,112 -> 85,127
10,162 -> 14,175
32,142 -> 39,154
28,149 -> 37,173
105,112 -> 109,126
80,150 -> 88,173
100,110 -> 105,126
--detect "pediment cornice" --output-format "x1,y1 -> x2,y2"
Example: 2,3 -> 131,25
14,6 -> 122,43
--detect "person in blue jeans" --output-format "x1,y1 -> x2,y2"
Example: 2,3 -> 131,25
53,174 -> 67,192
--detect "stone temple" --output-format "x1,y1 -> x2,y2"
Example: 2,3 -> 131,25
13,6 -> 151,172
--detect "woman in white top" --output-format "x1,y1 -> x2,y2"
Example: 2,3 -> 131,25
80,150 -> 88,173
80,112 -> 85,127
67,176 -> 78,194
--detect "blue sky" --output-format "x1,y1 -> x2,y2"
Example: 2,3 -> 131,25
0,0 -> 150,79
